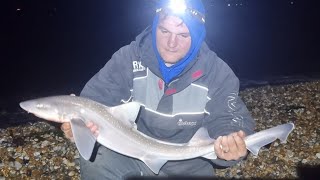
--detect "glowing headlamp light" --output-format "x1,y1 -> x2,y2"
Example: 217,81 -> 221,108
156,0 -> 206,24
168,0 -> 187,14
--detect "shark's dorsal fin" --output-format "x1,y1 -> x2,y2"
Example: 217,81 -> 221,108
187,127 -> 215,146
141,155 -> 167,174
106,102 -> 141,127
70,118 -> 96,160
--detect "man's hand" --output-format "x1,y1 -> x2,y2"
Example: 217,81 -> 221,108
214,130 -> 247,161
60,121 -> 99,142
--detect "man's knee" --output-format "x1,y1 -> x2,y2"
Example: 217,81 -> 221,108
80,145 -> 146,179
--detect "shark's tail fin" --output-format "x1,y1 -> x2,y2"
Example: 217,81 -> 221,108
245,123 -> 295,156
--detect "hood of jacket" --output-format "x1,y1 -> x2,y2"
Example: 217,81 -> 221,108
134,26 -> 210,84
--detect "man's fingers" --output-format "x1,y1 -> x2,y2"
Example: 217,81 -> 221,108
86,121 -> 94,128
237,130 -> 246,138
60,121 -> 100,141
94,130 -> 99,137
234,134 -> 247,157
221,136 -> 230,153
90,125 -> 98,133
60,123 -> 74,141
214,131 -> 248,161
86,121 -> 99,137
227,134 -> 237,153
235,130 -> 247,157
66,132 -> 74,140
214,137 -> 222,153
214,136 -> 224,157
61,122 -> 71,131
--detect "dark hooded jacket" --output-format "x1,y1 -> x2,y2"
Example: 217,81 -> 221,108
80,27 -> 255,175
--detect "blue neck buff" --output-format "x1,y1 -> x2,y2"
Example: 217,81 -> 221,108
152,0 -> 206,84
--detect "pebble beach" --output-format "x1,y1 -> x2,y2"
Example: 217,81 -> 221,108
0,80 -> 319,179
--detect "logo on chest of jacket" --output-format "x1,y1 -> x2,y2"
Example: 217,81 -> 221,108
133,61 -> 146,72
177,119 -> 197,126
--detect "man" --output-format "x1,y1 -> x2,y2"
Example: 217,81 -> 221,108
61,0 -> 255,179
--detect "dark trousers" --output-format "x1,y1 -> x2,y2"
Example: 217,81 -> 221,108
80,145 -> 215,180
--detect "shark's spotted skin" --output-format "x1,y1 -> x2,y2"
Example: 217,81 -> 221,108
20,95 -> 294,174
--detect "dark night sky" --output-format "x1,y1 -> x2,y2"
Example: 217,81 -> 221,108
2,0 -> 320,99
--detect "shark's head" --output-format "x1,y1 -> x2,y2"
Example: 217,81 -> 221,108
20,98 -> 62,122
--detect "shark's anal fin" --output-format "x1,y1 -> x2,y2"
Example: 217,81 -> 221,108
188,127 -> 216,160
141,155 -> 167,174
202,152 -> 217,159
245,123 -> 295,156
187,127 -> 215,146
70,118 -> 96,160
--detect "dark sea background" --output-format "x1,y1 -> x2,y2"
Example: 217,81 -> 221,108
1,0 -> 320,115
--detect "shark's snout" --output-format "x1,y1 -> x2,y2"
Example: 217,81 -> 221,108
19,102 -> 27,111
19,101 -> 34,113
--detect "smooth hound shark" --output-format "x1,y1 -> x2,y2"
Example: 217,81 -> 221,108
19,95 -> 295,174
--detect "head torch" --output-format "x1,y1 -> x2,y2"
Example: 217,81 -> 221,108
156,0 -> 206,24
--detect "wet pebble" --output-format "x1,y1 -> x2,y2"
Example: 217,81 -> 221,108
286,150 -> 294,158
14,162 -> 22,170
41,140 -> 50,147
33,152 -> 40,157
68,171 -> 75,177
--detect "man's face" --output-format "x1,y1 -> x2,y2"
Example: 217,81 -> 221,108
156,15 -> 191,65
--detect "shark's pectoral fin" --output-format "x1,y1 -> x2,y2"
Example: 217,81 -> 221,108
247,144 -> 264,156
70,118 -> 96,160
141,156 -> 167,174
